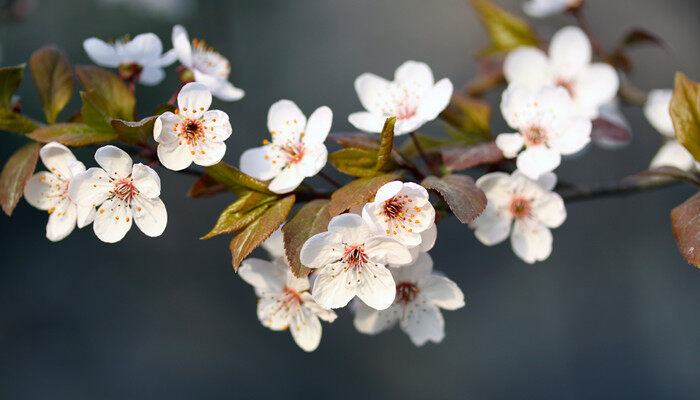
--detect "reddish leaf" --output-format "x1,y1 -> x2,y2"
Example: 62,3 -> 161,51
422,174 -> 486,223
634,167 -> 700,187
328,132 -> 380,150
283,199 -> 332,277
188,174 -> 226,198
206,162 -> 274,196
0,141 -> 41,215
28,122 -> 116,146
442,142 -> 503,171
591,118 -> 631,146
670,193 -> 700,267
329,172 -> 401,216
202,191 -> 277,239
110,116 -> 156,145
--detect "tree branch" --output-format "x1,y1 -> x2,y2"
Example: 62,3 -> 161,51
558,177 -> 683,203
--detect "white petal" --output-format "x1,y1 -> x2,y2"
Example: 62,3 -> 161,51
393,252 -> 434,281
364,237 -> 413,266
153,111 -> 180,145
257,296 -> 291,330
156,48 -> 178,67
239,146 -> 281,181
644,89 -> 675,137
131,196 -> 167,237
297,144 -> 328,178
238,258 -> 286,294
171,25 -> 193,67
548,116 -> 591,155
289,308 -> 322,352
400,301 -> 444,346
46,202 -> 77,241
347,111 -> 386,133
356,262 -> 396,310
500,84 -> 534,130
354,72 -> 391,114
394,60 -> 435,88
475,172 -> 512,208
300,292 -> 337,322
535,171 -> 558,191
208,79 -> 245,101
471,206 -> 512,245
523,0 -> 571,17
353,300 -> 399,334
328,213 -> 372,242
24,172 -> 59,210
76,204 -> 96,228
192,140 -> 227,167
650,140 -> 697,171
83,38 -> 119,67
532,192 -> 566,228
374,180 -> 404,202
511,219 -> 553,263
40,142 -> 77,180
138,66 -> 165,86
157,140 -> 193,171
417,78 -> 453,120
267,100 -> 306,142
549,26 -> 591,77
495,133 -> 525,158
93,198 -> 133,243
503,47 -> 551,89
312,264 -> 358,309
418,275 -> 465,310
95,145 -> 133,179
516,146 -> 561,179
67,168 -> 111,207
304,106 -> 332,144
573,64 -> 620,119
262,228 -> 286,260
202,110 -> 233,141
123,33 -> 162,64
131,163 -> 161,198
268,165 -> 304,194
299,231 -> 343,269
418,223 -> 437,253
177,82 -> 211,120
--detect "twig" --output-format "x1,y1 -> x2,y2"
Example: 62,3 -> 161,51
558,177 -> 682,203
570,5 -> 605,59
409,131 -> 441,177
317,171 -> 342,188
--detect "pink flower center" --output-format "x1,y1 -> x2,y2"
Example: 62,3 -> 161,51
395,103 -> 417,120
343,245 -> 368,269
382,197 -> 405,219
181,119 -> 204,144
509,196 -> 531,219
396,281 -> 419,304
281,143 -> 305,164
555,78 -> 575,97
112,178 -> 138,201
282,287 -> 303,306
524,126 -> 547,146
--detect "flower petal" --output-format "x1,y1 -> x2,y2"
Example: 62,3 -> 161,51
650,140 -> 697,171
523,0 -> 571,17
132,196 -> 167,237
573,63 -> 619,118
364,236 -> 413,266
471,205 -> 512,245
305,106 -> 332,144
532,192 -> 566,228
95,145 -> 133,179
192,140 -> 226,167
267,100 -> 306,142
67,167 -> 111,207
354,73 -> 391,114
24,172 -> 59,210
139,66 -> 165,86
46,202 -> 77,242
289,308 -> 322,352
239,146 -> 281,181
202,110 -> 233,141
93,198 -> 133,243
131,163 -> 161,198
40,142 -> 78,180
419,274 -> 465,310
644,89 -> 675,137
348,111 -> 386,133
516,146 -> 561,179
76,204 -> 96,228
299,231 -> 343,269
268,165 -> 304,194
208,79 -> 245,101
83,38 -> 119,67
549,26 -> 591,77
548,116 -> 591,155
500,84 -> 534,130
157,140 -> 193,171
394,60 -> 434,89
353,300 -> 399,334
399,301 -> 444,346
511,219 -> 553,263
495,132 -> 525,158
327,213 -> 372,243
535,171 -> 557,191
312,263 -> 358,309
239,258 -> 287,294
503,47 -> 551,89
153,112 -> 180,145
300,292 -> 337,322
123,32 -> 163,64
356,262 -> 396,310
417,78 -> 453,120
171,25 -> 193,67
177,82 -> 211,120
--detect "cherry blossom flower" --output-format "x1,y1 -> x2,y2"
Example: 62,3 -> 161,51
348,60 -> 453,136
153,82 -> 233,171
171,25 -> 244,101
262,226 -> 286,260
496,84 -> 592,179
68,145 -> 167,243
239,258 -> 336,352
300,214 -> 413,310
83,33 -> 176,85
644,89 -> 700,171
361,181 -> 436,247
240,100 -> 332,194
23,142 -> 96,241
469,171 -> 566,264
353,252 -> 464,346
503,26 -> 619,119
523,0 -> 582,18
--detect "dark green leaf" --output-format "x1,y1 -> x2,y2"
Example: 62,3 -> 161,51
0,64 -> 25,107
205,162 -> 274,196
329,172 -> 401,216
376,117 -> 396,172
28,123 -> 116,146
328,148 -> 380,177
110,116 -> 156,145
670,72 -> 700,162
202,191 -> 277,239
471,0 -> 539,56
188,174 -> 227,198
80,90 -> 112,129
75,65 -> 135,121
0,107 -> 41,134
283,199 -> 332,277
422,174 -> 486,223
29,46 -> 74,124
230,195 -> 295,271
0,141 -> 41,215
670,192 -> 700,268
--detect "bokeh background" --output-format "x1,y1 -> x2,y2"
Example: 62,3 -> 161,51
1,0 -> 699,398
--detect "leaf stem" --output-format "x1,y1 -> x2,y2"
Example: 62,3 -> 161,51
570,5 -> 605,59
410,131 -> 441,176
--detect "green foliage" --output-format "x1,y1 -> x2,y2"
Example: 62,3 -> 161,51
75,65 -> 135,121
0,108 -> 41,134
470,0 -> 539,56
29,46 -> 74,124
202,191 -> 277,239
28,122 -> 116,146
0,64 -> 25,107
670,192 -> 700,268
328,148 -> 383,177
670,72 -> 700,162
206,162 -> 274,196
422,174 -> 487,223
329,172 -> 402,216
376,117 -> 396,171
440,94 -> 492,143
110,116 -> 156,145
0,141 -> 41,216
283,199 -> 332,277
329,118 -> 397,177
635,166 -> 700,187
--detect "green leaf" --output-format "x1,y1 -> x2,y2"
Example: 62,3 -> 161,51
670,192 -> 700,268
376,117 -> 396,172
0,141 -> 41,215
75,65 -> 135,121
440,94 -> 492,142
188,174 -> 227,198
328,148 -> 381,177
329,172 -> 402,216
282,199 -> 332,277
79,90 -> 113,129
205,162 -> 274,196
0,107 -> 41,134
471,0 -> 539,56
230,195 -> 295,271
422,174 -> 487,223
29,46 -> 74,124
0,64 -> 25,107
28,123 -> 116,146
110,116 -> 156,145
670,72 -> 700,162
202,191 -> 277,239
328,132 -> 380,150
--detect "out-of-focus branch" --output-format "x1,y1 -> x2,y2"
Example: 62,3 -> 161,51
558,177 -> 682,203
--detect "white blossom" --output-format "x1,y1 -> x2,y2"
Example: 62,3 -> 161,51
171,25 -> 244,101
361,181 -> 436,247
23,142 -> 96,241
523,0 -> 581,18
353,252 -> 464,346
503,26 -> 619,120
240,100 -> 332,194
348,60 -> 453,136
153,82 -> 232,171
83,33 -> 176,85
300,214 -> 413,310
469,171 -> 566,264
262,226 -> 286,260
496,84 -> 592,179
239,258 -> 336,352
644,89 -> 700,171
68,145 -> 167,243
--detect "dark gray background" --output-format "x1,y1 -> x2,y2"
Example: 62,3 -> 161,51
1,0 -> 699,399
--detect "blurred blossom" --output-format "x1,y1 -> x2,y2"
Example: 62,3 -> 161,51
99,0 -> 195,21
523,0 -> 581,18
645,89 -> 700,171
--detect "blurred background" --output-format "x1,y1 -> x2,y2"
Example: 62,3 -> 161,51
1,0 -> 699,398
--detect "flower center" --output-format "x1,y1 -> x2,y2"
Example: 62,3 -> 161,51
343,245 -> 368,269
509,196 -> 531,219
112,178 -> 138,202
180,119 -> 204,144
282,287 -> 303,306
396,282 -> 419,304
281,143 -> 305,164
382,197 -> 405,219
524,126 -> 547,145
555,78 -> 575,97
118,62 -> 143,81
395,103 -> 417,120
